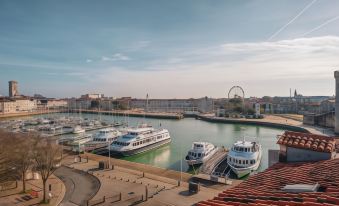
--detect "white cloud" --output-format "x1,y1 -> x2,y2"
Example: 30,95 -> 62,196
101,53 -> 130,61
89,36 -> 339,97
86,59 -> 93,63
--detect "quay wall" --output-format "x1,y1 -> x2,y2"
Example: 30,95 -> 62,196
71,109 -> 184,120
196,115 -> 310,133
0,109 -> 66,119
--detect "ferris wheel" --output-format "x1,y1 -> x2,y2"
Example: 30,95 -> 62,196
228,86 -> 245,99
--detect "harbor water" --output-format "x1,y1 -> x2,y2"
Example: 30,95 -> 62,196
4,113 -> 284,173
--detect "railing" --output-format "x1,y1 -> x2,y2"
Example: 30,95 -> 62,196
124,194 -> 143,206
87,193 -> 122,206
0,181 -> 17,191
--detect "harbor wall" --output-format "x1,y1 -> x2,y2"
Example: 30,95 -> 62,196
196,115 -> 310,133
0,109 -> 65,119
71,109 -> 184,120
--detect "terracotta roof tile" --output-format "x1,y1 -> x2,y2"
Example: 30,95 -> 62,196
198,158 -> 339,206
277,131 -> 336,153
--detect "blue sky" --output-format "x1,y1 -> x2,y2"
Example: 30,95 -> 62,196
0,0 -> 339,98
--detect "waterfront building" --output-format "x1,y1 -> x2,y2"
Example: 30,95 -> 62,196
37,99 -> 68,109
80,93 -> 104,99
129,97 -> 213,114
320,98 -> 335,113
67,98 -> 92,110
303,111 -> 335,128
8,80 -> 19,97
0,97 -> 37,114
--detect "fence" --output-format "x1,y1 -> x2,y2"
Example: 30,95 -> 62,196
124,194 -> 143,206
87,193 -> 121,206
0,181 -> 17,191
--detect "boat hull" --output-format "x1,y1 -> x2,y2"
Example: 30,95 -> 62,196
228,150 -> 262,178
111,138 -> 171,156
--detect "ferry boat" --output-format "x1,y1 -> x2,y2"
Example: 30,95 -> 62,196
185,142 -> 218,166
72,125 -> 86,134
110,124 -> 171,156
227,139 -> 262,178
84,128 -> 122,151
70,134 -> 93,152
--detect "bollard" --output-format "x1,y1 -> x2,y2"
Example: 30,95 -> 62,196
145,186 -> 148,201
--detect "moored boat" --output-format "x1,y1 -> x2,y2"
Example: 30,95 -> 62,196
185,142 -> 218,166
84,128 -> 122,151
110,124 -> 171,156
72,125 -> 86,134
227,139 -> 262,178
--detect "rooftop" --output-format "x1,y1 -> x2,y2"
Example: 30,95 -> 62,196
198,158 -> 339,206
277,131 -> 336,153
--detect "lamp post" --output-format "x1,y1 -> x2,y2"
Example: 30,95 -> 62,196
180,143 -> 182,183
108,139 -> 111,169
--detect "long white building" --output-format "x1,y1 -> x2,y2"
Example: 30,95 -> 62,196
0,98 -> 38,114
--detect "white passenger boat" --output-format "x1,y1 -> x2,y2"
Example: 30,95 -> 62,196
84,128 -> 122,151
70,134 -> 93,152
227,139 -> 262,178
185,142 -> 218,166
110,124 -> 171,156
72,125 -> 86,134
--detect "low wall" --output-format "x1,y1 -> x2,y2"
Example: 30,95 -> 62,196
82,153 -> 192,182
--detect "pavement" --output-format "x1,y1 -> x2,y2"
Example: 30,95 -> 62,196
0,174 -> 65,206
63,154 -> 228,206
54,166 -> 100,206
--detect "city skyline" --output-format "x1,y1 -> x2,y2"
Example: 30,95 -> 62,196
1,0 -> 339,98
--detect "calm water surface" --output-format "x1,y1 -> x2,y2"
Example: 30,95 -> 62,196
10,113 -> 284,172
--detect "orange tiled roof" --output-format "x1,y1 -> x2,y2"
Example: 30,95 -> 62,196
197,158 -> 339,206
277,131 -> 336,153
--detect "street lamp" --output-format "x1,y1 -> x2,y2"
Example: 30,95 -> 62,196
108,138 -> 111,169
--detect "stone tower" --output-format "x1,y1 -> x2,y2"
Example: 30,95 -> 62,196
334,71 -> 339,134
9,80 -> 18,97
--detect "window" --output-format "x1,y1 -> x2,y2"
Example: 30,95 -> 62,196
246,160 -> 248,164
198,153 -> 201,158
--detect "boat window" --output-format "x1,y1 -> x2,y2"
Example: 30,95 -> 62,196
198,153 -> 201,157
246,160 -> 248,164
239,147 -> 244,152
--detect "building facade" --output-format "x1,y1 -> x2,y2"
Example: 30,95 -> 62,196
0,98 -> 37,114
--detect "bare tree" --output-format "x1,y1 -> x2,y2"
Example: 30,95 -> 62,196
33,137 -> 62,203
12,132 -> 36,192
0,130 -> 19,184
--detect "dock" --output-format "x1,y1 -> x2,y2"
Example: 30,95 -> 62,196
199,148 -> 228,175
192,148 -> 231,185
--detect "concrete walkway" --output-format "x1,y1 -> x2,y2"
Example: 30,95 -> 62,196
54,166 -> 100,206
65,155 -> 224,206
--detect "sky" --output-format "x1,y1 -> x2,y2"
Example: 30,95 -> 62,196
0,0 -> 339,98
